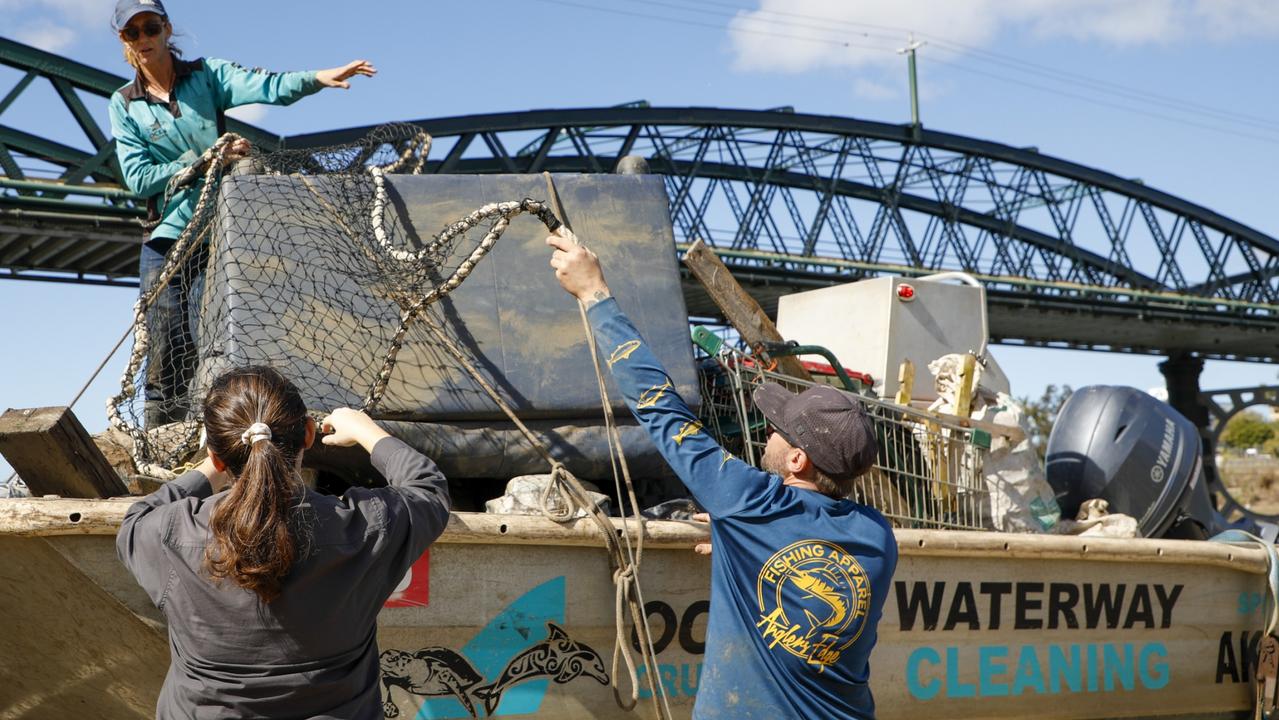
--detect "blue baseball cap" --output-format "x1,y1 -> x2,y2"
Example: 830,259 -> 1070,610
112,0 -> 168,31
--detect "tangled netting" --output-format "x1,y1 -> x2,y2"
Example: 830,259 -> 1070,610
108,124 -> 562,472
103,125 -> 675,714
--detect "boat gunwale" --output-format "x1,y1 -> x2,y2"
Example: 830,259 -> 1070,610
0,497 -> 1267,574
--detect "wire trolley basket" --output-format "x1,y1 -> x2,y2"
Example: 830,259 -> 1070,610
694,329 -> 994,530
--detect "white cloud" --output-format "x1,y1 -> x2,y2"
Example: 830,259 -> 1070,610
14,22 -> 77,53
1191,0 -> 1279,39
728,0 -> 1279,74
0,0 -> 105,26
225,105 -> 269,124
2,0 -> 113,52
852,77 -> 898,101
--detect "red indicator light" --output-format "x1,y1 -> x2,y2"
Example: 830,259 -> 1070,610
897,283 -> 916,301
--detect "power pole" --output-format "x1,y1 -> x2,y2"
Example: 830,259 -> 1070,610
897,33 -> 925,128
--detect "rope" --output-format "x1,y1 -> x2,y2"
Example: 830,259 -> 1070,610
360,199 -> 560,411
417,315 -> 657,713
111,128 -> 434,471
107,129 -> 672,717
69,322 -> 134,412
1214,531 -> 1279,719
542,172 -> 673,719
108,133 -> 243,469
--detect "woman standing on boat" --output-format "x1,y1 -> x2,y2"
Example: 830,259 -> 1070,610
107,0 -> 375,427
117,366 -> 451,718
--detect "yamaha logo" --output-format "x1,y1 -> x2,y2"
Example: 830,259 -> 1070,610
1151,418 -> 1176,484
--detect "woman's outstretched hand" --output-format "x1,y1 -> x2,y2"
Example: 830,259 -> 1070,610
319,407 -> 390,452
316,60 -> 377,89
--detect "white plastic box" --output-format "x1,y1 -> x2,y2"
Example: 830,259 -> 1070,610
775,275 -> 1009,402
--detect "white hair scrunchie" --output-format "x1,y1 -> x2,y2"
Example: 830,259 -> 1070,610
240,422 -> 273,446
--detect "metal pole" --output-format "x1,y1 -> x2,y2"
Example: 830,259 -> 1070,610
897,34 -> 926,128
908,47 -> 920,126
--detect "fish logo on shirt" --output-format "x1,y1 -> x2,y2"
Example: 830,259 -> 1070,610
719,449 -> 735,470
637,380 -> 673,409
672,420 -> 703,445
607,340 -> 642,367
755,540 -> 871,671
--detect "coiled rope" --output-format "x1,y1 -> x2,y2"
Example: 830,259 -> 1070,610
111,127 -> 673,717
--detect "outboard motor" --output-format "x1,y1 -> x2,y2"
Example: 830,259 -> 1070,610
1046,385 -> 1222,539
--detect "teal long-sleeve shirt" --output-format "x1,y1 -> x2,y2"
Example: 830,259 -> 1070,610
108,56 -> 321,240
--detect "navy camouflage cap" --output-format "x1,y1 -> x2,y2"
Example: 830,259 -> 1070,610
113,0 -> 168,30
752,382 -> 879,481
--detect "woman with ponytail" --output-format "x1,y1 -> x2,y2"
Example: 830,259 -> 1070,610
116,366 -> 450,719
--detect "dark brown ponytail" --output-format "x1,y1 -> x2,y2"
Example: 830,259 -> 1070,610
202,366 -> 309,603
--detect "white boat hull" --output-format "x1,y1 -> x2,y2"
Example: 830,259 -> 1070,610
0,501 -> 1268,719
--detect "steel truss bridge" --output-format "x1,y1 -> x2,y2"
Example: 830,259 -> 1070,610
4,37 -> 1279,362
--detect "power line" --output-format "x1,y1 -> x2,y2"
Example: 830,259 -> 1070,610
675,0 -> 1279,131
926,55 -> 1279,147
522,0 -> 1279,144
525,0 -> 899,52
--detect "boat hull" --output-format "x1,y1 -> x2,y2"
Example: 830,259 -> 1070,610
0,502 -> 1268,719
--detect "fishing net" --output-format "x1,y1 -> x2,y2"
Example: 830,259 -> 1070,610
108,124 -> 563,472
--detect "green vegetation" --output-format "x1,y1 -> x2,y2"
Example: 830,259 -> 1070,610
1019,384 -> 1074,461
1220,410 -> 1279,451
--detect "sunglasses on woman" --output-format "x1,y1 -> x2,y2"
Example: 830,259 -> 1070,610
120,20 -> 164,42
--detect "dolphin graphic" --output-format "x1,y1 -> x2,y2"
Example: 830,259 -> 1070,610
379,647 -> 484,718
470,622 -> 610,716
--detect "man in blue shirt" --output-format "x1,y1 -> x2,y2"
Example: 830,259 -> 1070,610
547,231 -> 898,718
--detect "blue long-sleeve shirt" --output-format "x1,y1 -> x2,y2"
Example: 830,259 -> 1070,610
588,298 -> 897,719
108,56 -> 321,240
116,437 -> 450,719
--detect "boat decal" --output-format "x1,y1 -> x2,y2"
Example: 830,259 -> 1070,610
636,380 -> 673,409
385,551 -> 430,608
672,420 -> 702,446
607,340 -> 641,367
905,641 -> 1171,699
471,622 -> 610,716
893,580 -> 1196,700
755,540 -> 872,671
382,576 -> 613,718
624,599 -> 709,700
380,647 -> 483,718
1217,629 -> 1264,684
893,581 -> 1184,632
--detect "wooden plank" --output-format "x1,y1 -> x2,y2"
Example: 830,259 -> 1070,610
895,358 -> 914,405
0,407 -> 128,498
682,239 -> 814,382
954,351 -> 977,417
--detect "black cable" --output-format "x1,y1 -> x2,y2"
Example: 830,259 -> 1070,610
521,0 -> 1279,144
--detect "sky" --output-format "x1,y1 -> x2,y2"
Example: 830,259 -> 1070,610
3,0 -> 1279,480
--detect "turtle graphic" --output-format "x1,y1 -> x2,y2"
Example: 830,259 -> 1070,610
379,647 -> 484,718
471,622 -> 610,716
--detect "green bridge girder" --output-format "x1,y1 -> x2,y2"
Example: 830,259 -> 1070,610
2,38 -> 1278,361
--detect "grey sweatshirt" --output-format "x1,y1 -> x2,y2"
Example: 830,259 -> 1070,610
116,437 -> 450,719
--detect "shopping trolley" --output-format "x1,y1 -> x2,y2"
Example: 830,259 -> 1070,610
693,328 -> 993,530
